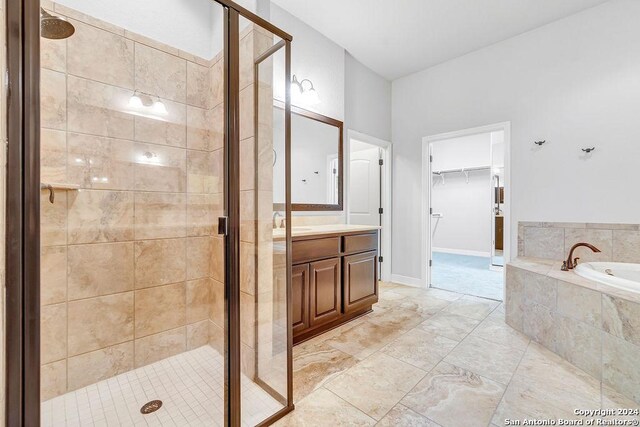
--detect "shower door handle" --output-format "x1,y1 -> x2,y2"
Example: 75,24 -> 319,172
218,216 -> 228,236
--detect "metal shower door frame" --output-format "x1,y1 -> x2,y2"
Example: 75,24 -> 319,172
4,1 -> 293,426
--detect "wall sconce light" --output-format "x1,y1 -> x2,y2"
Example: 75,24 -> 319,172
291,74 -> 320,106
128,90 -> 168,117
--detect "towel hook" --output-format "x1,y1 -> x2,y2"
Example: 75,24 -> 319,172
581,147 -> 595,153
534,140 -> 546,146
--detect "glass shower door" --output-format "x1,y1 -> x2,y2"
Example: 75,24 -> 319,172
236,15 -> 292,426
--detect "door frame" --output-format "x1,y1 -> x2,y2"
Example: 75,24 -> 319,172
345,130 -> 392,282
4,1 -> 294,425
421,122 -> 511,293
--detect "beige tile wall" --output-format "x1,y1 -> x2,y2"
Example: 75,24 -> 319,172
510,221 -> 640,403
518,221 -> 640,263
39,3 -> 226,400
505,264 -> 640,404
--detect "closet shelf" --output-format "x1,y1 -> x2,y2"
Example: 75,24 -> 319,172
432,165 -> 491,184
431,165 -> 491,175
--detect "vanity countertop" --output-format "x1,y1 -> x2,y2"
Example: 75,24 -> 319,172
273,224 -> 381,240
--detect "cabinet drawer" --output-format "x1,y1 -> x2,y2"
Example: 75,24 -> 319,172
343,232 -> 378,254
292,237 -> 341,264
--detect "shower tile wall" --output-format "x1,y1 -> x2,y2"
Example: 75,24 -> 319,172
39,3 -> 227,400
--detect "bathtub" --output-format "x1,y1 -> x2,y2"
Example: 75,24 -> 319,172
575,262 -> 640,292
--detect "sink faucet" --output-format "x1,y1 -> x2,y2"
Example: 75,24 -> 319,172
561,242 -> 601,271
273,212 -> 283,229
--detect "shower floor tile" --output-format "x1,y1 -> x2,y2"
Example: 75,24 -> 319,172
41,346 -> 283,427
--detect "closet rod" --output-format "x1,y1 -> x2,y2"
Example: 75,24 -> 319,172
431,165 -> 491,175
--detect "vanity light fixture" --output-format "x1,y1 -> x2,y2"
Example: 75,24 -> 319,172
128,91 -> 168,117
291,75 -> 320,106
128,93 -> 144,109
152,100 -> 168,115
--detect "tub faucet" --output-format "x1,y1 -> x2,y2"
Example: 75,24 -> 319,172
561,242 -> 601,271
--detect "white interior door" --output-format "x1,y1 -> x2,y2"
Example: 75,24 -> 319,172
349,147 -> 381,226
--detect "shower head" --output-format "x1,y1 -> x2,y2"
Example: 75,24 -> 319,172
40,8 -> 75,40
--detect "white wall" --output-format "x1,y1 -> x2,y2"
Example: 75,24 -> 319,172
271,4 -> 345,121
345,52 -> 392,141
431,133 -> 491,171
270,5 -> 392,221
431,134 -> 491,255
391,0 -> 640,280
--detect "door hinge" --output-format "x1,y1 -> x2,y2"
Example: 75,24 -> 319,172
378,207 -> 383,214
430,155 -> 433,163
429,259 -> 433,267
430,207 -> 433,215
379,256 -> 383,262
217,216 -> 228,236
378,159 -> 383,166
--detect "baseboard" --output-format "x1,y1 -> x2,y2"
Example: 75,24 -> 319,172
432,247 -> 491,257
390,274 -> 424,288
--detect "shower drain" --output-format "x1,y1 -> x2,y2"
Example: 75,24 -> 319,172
140,400 -> 163,414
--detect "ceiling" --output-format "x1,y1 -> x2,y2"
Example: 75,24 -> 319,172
271,0 -> 609,80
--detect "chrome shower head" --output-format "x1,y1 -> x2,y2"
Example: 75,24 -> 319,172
40,8 -> 75,40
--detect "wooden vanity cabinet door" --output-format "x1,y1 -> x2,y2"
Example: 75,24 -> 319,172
309,257 -> 342,327
343,251 -> 378,314
495,216 -> 504,250
292,264 -> 310,334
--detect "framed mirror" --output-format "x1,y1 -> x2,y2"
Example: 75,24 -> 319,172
273,102 -> 343,211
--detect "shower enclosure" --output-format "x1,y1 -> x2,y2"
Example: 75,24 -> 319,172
5,0 -> 293,425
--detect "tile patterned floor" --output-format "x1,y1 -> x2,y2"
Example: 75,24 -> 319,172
277,282 -> 640,427
41,346 -> 282,427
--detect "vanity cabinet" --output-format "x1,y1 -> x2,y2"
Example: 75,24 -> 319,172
291,264 -> 310,334
292,230 -> 379,344
343,251 -> 378,314
309,258 -> 342,327
495,216 -> 504,250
